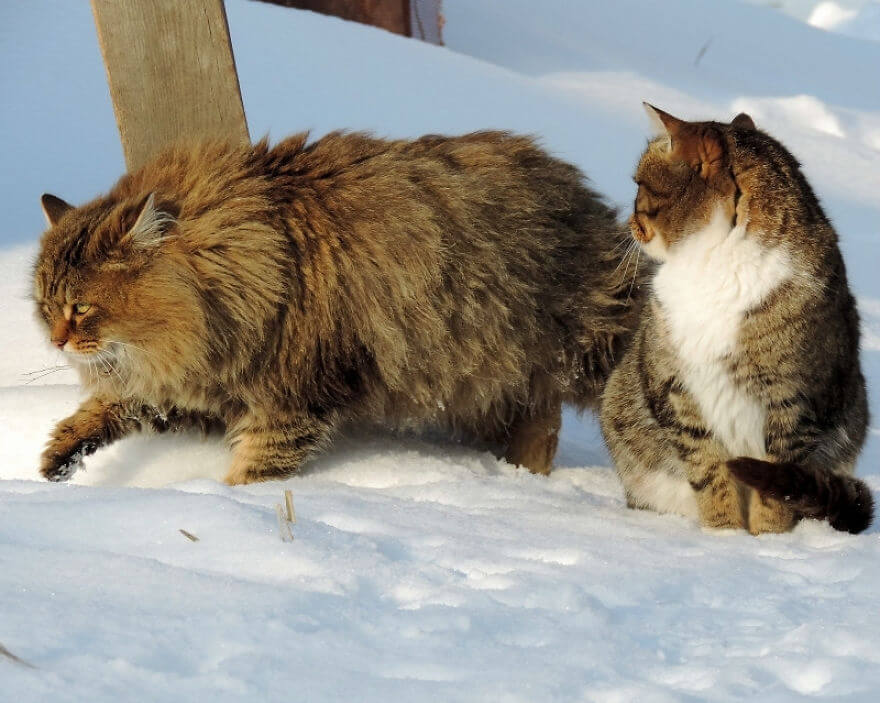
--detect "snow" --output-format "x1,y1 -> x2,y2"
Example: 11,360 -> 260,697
828,2 -> 880,40
745,0 -> 880,40
1,0 -> 880,700
808,1 -> 860,29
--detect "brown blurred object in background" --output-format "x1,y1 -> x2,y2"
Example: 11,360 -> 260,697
252,0 -> 443,43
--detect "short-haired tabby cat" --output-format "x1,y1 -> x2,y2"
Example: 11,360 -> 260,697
34,131 -> 644,485
601,104 -> 873,534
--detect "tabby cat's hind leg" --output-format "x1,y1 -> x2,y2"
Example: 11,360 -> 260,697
747,489 -> 797,534
690,463 -> 746,530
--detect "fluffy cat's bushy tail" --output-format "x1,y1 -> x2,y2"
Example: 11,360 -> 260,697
728,458 -> 874,534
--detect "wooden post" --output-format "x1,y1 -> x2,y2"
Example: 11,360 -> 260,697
91,0 -> 249,173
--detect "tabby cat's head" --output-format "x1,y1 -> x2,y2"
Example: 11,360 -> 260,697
630,103 -> 756,261
32,192 -> 204,389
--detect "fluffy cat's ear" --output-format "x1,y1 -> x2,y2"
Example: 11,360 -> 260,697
41,194 -> 73,227
731,112 -> 756,130
127,192 -> 174,248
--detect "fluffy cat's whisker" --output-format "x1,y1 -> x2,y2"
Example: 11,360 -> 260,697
108,358 -> 127,388
23,367 -> 70,385
106,339 -> 159,362
22,364 -> 70,376
103,364 -> 121,395
95,351 -> 125,393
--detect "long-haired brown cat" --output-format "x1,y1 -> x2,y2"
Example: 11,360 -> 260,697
600,105 -> 873,534
34,131 -> 641,484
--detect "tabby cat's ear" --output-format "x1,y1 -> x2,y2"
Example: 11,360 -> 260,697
643,102 -> 686,147
127,192 -> 174,248
644,102 -> 727,179
41,194 -> 73,227
731,112 -> 756,130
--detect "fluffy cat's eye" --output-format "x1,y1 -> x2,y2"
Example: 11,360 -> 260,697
74,303 -> 92,314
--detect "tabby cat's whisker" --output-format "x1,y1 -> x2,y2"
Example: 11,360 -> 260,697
612,241 -> 637,279
619,244 -> 639,283
626,248 -> 641,302
610,235 -> 634,256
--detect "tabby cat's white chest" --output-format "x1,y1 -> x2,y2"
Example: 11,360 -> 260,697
652,210 -> 792,457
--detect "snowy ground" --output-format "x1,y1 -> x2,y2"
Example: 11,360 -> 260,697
747,0 -> 880,40
1,1 -> 879,700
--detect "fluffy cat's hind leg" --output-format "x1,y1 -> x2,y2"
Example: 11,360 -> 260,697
690,463 -> 746,530
224,414 -> 334,485
504,399 -> 562,476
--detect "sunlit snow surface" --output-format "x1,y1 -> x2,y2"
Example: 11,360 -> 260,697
1,0 -> 879,700
746,0 -> 880,40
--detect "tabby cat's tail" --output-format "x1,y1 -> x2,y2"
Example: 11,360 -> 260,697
728,458 -> 874,534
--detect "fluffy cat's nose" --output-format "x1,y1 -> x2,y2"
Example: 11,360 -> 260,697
51,319 -> 70,349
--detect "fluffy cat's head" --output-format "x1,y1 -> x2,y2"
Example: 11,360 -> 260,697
32,191 -> 206,392
629,103 -> 756,261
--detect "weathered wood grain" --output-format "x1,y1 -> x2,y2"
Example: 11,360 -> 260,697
92,0 -> 249,172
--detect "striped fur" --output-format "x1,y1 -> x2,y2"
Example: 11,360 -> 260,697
600,105 -> 871,534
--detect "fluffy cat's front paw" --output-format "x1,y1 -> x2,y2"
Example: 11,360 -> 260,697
40,440 -> 97,482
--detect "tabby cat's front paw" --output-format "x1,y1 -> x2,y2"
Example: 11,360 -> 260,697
40,440 -> 97,482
